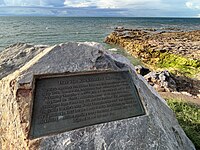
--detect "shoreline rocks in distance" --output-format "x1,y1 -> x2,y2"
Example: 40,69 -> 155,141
105,28 -> 200,99
104,28 -> 200,79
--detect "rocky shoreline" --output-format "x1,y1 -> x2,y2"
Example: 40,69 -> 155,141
135,65 -> 200,99
105,28 -> 200,101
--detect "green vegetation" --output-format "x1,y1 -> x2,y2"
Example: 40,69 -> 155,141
158,53 -> 200,77
167,99 -> 200,149
128,44 -> 200,78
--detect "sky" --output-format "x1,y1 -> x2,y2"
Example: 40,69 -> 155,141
0,0 -> 199,17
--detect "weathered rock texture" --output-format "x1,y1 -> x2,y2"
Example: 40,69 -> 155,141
135,65 -> 200,97
105,29 -> 200,79
0,42 -> 48,80
0,42 -> 195,150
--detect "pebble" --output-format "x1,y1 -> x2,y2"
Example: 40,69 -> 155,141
181,91 -> 193,97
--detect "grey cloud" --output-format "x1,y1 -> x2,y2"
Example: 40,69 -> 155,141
2,0 -> 64,7
40,0 -> 64,7
0,6 -> 126,16
0,0 -> 5,6
0,0 -> 198,17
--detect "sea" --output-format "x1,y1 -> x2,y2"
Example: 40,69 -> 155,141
0,17 -> 200,51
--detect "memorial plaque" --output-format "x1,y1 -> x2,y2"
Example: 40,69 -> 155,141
29,70 -> 145,139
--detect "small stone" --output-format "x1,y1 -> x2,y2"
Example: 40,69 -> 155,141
172,91 -> 181,94
153,84 -> 165,92
135,65 -> 150,76
181,91 -> 192,97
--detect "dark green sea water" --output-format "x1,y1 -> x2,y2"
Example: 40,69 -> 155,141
0,17 -> 200,51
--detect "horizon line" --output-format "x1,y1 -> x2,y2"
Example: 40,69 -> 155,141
0,15 -> 199,18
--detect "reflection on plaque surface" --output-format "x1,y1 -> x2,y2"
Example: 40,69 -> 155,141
29,70 -> 145,139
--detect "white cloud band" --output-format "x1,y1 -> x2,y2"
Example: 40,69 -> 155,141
186,0 -> 200,9
64,0 -> 163,9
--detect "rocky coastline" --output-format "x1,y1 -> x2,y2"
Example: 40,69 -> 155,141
105,28 -> 200,101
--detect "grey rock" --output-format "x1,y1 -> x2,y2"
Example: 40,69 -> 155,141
18,42 -> 107,84
0,42 -> 47,79
1,42 -> 195,150
114,26 -> 125,32
144,70 -> 177,92
135,65 -> 150,76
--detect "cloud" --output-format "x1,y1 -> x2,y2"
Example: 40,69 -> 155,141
2,0 -> 64,7
0,6 -> 125,16
40,0 -> 64,7
0,6 -> 68,16
64,0 -> 163,9
0,0 -> 198,17
3,0 -> 40,6
97,0 -> 162,9
0,0 -> 5,6
64,0 -> 95,8
186,0 -> 200,9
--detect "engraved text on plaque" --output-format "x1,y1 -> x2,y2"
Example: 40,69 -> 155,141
29,71 -> 145,139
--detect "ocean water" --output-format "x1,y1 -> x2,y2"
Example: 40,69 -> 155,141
0,17 -> 200,51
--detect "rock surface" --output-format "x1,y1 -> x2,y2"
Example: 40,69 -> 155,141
0,42 -> 195,150
105,28 -> 200,59
135,65 -> 150,76
144,70 -> 176,92
0,42 -> 47,79
104,29 -> 200,78
135,65 -> 200,98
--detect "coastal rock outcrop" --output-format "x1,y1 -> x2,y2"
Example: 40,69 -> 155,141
134,65 -> 200,98
0,42 -> 195,150
144,70 -> 176,92
105,29 -> 200,78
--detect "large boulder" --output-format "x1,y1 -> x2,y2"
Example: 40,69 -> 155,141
0,42 -> 195,150
0,42 -> 47,79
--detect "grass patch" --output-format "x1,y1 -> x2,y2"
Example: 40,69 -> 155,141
158,53 -> 200,77
166,99 -> 200,149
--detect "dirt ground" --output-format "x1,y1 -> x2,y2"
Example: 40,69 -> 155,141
160,92 -> 200,106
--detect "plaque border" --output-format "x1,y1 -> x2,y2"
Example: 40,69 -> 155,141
29,70 -> 146,139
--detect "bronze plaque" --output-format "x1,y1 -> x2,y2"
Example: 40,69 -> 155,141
29,71 -> 145,139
